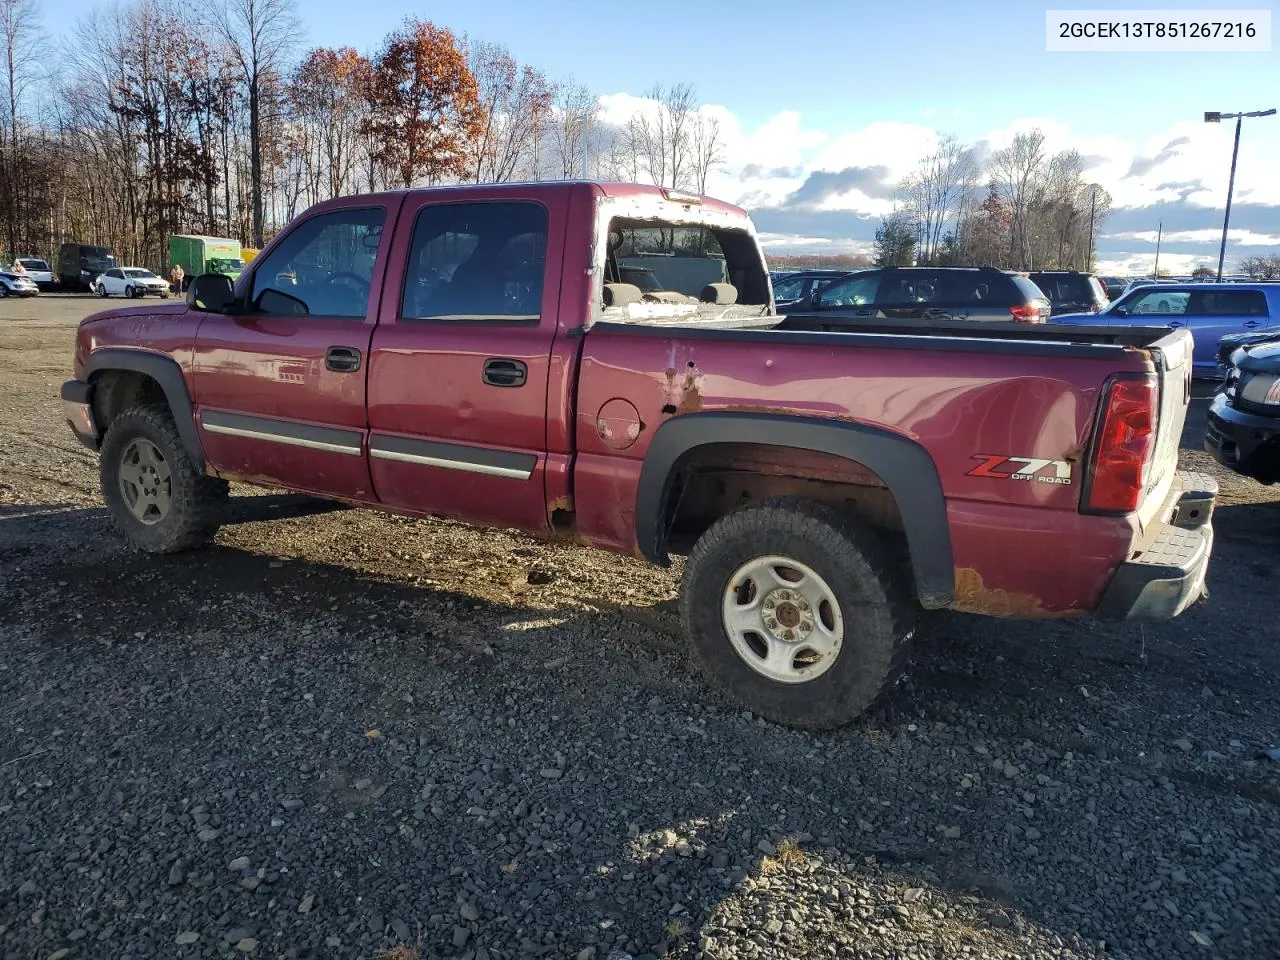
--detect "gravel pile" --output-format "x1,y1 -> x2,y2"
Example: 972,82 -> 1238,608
2,305 -> 1279,960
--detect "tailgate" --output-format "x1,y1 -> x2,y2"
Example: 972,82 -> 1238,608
1137,328 -> 1193,533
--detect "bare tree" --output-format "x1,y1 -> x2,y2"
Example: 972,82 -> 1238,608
0,0 -> 43,255
548,80 -> 596,179
903,134 -> 977,264
989,129 -> 1049,269
467,41 -> 553,183
214,0 -> 298,246
691,113 -> 723,195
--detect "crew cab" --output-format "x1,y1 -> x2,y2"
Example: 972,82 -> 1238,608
61,182 -> 1215,729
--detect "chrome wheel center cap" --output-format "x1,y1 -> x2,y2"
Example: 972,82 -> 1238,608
761,588 -> 814,642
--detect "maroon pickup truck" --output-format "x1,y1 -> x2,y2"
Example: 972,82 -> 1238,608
62,181 -> 1216,729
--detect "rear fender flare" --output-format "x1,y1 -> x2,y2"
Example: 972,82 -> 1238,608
85,349 -> 205,467
635,412 -> 954,609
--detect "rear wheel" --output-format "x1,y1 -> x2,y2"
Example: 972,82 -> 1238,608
681,497 -> 913,729
100,405 -> 228,553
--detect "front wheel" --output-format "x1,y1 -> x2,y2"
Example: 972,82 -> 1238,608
0,285 -> 8,298
96,283 -> 107,297
124,285 -> 136,299
99,406 -> 228,553
680,498 -> 913,730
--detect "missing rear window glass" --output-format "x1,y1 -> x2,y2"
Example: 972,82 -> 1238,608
603,218 -> 769,309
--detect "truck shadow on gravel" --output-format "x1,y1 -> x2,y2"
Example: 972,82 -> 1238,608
2,495 -> 1279,959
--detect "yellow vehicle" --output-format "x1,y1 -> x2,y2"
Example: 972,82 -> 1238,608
241,247 -> 261,264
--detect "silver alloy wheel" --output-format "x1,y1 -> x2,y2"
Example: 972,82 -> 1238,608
118,438 -> 172,525
721,555 -> 844,683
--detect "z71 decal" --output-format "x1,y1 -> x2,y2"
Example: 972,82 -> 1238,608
967,455 -> 1072,485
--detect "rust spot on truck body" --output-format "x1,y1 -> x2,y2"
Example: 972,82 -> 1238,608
951,567 -> 1084,620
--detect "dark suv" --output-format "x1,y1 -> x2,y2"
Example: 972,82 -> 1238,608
1206,334 -> 1280,484
1028,271 -> 1110,316
797,266 -> 1051,323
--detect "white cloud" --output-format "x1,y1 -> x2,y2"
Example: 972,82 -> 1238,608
594,92 -> 1280,257
1095,252 -> 1217,276
1105,228 -> 1280,247
757,232 -> 873,254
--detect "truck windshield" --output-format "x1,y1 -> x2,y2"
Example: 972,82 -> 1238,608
211,259 -> 245,272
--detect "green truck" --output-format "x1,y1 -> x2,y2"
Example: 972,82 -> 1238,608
168,235 -> 245,288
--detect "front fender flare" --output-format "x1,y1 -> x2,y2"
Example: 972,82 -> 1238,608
635,412 -> 954,609
84,349 -> 205,467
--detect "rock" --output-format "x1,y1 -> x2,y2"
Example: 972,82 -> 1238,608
298,893 -> 315,915
280,797 -> 304,811
1025,827 -> 1042,841
1003,764 -> 1019,779
325,937 -> 341,949
453,926 -> 471,949
175,931 -> 200,945
353,778 -> 373,791
539,768 -> 563,780
235,938 -> 258,953
903,888 -> 924,903
228,856 -> 251,871
168,860 -> 186,886
764,919 -> 783,935
197,828 -> 220,842
47,951 -> 70,960
757,840 -> 776,856
17,880 -> 38,898
1173,739 -> 1193,753
1190,931 -> 1213,947
391,918 -> 411,941
943,826 -> 962,839
460,902 -> 480,922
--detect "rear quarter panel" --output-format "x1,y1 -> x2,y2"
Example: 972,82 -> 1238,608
574,326 -> 1153,616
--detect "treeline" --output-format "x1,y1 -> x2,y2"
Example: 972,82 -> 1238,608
0,0 -> 723,270
873,130 -> 1113,271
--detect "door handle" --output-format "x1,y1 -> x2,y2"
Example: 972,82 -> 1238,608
325,346 -> 361,373
1243,320 -> 1260,329
483,358 -> 527,387
1169,321 -> 1184,328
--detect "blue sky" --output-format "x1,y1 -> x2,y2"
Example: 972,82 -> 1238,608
58,0 -> 1280,271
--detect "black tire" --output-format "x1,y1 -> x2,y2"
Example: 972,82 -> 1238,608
0,285 -> 8,298
680,497 -> 913,730
96,283 -> 107,297
99,405 -> 228,553
125,285 -> 136,299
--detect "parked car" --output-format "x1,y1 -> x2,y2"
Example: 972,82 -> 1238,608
58,242 -> 116,290
91,267 -> 171,299
1216,328 -> 1280,371
795,265 -> 1052,323
1205,333 -> 1280,484
1027,271 -> 1110,316
0,269 -> 40,297
16,257 -> 54,289
1050,282 -> 1280,378
772,269 -> 850,308
1098,276 -> 1127,299
61,180 -> 1213,730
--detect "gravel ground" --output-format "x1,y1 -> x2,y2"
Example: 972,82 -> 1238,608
2,296 -> 1279,960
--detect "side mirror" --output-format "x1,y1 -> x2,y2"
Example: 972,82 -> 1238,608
1111,304 -> 1127,316
186,273 -> 235,313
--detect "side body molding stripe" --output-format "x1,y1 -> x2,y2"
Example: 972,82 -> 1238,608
199,410 -> 364,456
369,435 -> 536,480
634,412 -> 955,609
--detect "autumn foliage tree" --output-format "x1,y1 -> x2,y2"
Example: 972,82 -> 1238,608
364,20 -> 484,188
288,47 -> 370,201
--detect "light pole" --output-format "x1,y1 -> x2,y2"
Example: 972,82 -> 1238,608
1204,108 -> 1276,280
1086,184 -> 1099,271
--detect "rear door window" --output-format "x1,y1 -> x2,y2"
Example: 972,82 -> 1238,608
772,274 -> 808,300
402,201 -> 548,321
1195,290 -> 1269,317
878,270 -> 950,306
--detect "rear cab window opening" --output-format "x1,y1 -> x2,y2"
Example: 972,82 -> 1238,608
590,194 -> 771,330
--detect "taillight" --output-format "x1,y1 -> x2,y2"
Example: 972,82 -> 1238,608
1085,375 -> 1158,513
1010,304 -> 1043,323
